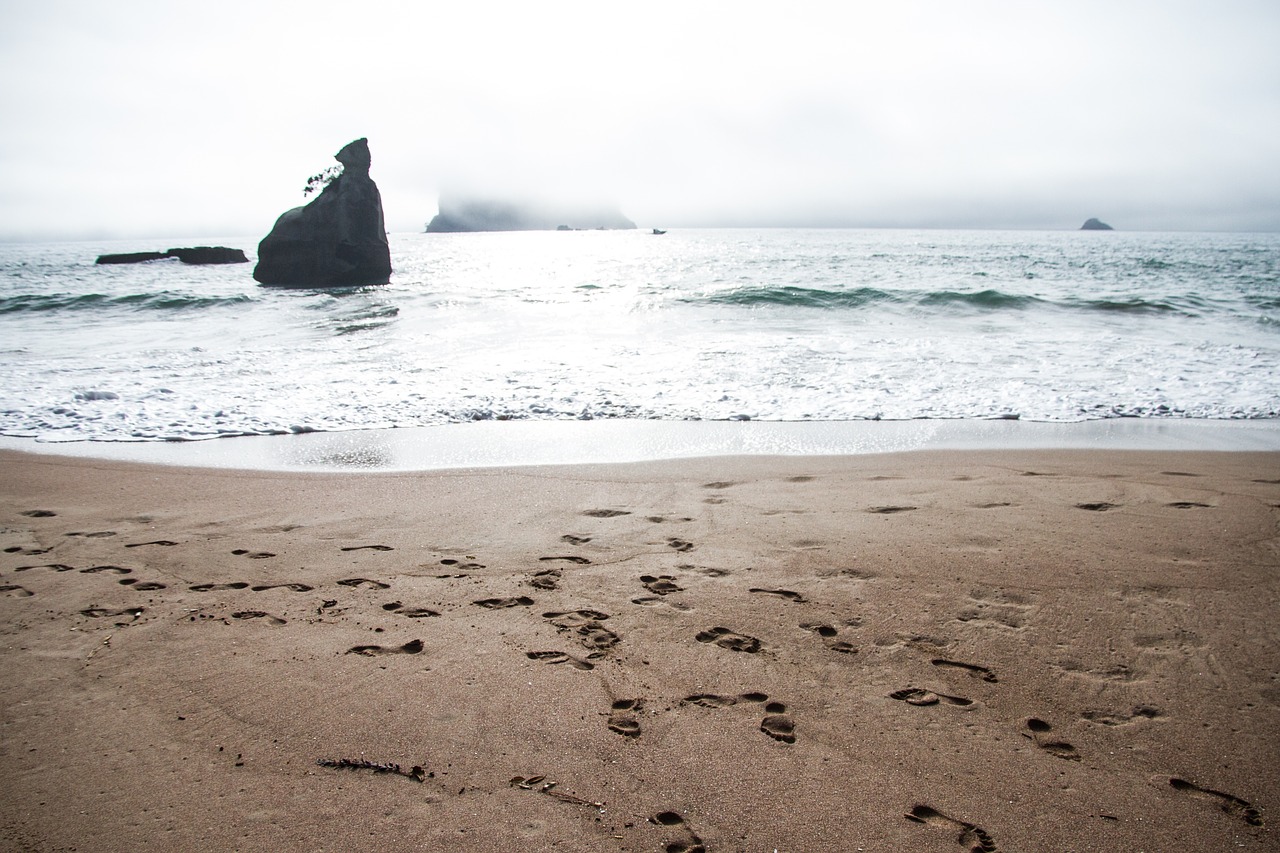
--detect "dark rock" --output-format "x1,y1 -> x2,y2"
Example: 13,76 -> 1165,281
165,246 -> 249,264
95,251 -> 172,264
95,247 -> 249,265
253,138 -> 392,287
426,196 -> 635,232
1080,218 -> 1114,231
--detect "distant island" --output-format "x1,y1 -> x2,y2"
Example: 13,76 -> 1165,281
425,196 -> 636,233
1080,218 -> 1114,231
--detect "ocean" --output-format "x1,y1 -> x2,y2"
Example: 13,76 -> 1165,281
1,228 -> 1277,445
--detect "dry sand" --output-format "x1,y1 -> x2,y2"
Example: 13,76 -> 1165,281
1,448 -> 1277,852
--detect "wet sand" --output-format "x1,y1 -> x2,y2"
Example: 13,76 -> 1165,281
1,448 -> 1277,851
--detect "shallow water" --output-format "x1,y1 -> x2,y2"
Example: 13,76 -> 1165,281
2,228 -> 1277,442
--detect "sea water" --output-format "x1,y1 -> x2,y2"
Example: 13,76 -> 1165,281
1,228 -> 1277,443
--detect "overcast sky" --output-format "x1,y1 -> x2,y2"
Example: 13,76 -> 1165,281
1,0 -> 1277,240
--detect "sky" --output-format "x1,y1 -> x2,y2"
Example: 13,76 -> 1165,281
1,0 -> 1278,240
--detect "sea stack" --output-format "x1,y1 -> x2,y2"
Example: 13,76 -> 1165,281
1080,218 -> 1114,231
253,138 -> 392,287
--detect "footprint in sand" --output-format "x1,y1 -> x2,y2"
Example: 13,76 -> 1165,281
575,624 -> 620,651
641,575 -> 683,595
381,602 -> 441,618
66,531 -> 117,539
543,610 -> 618,651
1075,502 -> 1119,512
867,505 -> 918,514
932,658 -> 998,683
231,611 -> 287,625
347,639 -> 424,656
1168,777 -> 1263,827
80,606 -> 143,618
695,626 -> 762,653
231,549 -> 275,559
681,691 -> 769,708
340,544 -> 394,551
691,565 -> 731,577
529,569 -> 561,590
582,509 -> 630,518
526,650 -> 595,670
473,596 -> 534,609
81,565 -> 132,575
760,701 -> 797,744
439,558 -> 486,570
632,595 -> 691,611
667,538 -> 695,552
3,546 -> 51,555
1081,706 -> 1162,727
1023,718 -> 1080,761
1166,501 -> 1212,509
750,587 -> 806,603
15,563 -> 76,573
0,584 -> 34,597
682,692 -> 792,742
540,555 -> 591,565
607,699 -> 643,738
251,583 -> 314,592
118,578 -> 166,591
560,534 -> 592,545
125,540 -> 179,548
801,623 -> 857,654
543,609 -> 610,625
649,810 -> 706,853
190,582 -> 250,591
338,577 -> 391,590
889,688 -> 973,707
20,510 -> 57,518
904,804 -> 998,853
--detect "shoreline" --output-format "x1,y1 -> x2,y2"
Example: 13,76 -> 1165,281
2,417 -> 1279,472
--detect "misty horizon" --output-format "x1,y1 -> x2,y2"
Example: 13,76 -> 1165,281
2,1 -> 1278,241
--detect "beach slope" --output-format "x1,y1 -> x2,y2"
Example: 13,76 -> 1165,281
1,449 -> 1277,851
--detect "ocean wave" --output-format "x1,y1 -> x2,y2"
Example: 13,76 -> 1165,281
691,285 -> 1207,316
694,285 -> 899,308
916,289 -> 1043,310
0,291 -> 254,314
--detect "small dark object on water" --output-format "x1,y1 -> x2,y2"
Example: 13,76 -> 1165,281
95,247 -> 249,265
316,757 -> 428,782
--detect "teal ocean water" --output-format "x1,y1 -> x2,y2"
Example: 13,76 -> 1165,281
1,228 -> 1277,442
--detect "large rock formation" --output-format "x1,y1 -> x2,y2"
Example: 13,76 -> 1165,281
1080,218 -> 1114,231
425,196 -> 635,232
253,139 -> 392,287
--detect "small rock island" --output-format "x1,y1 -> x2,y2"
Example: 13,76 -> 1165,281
1080,218 -> 1114,231
96,247 -> 248,265
425,196 -> 635,232
254,138 -> 392,287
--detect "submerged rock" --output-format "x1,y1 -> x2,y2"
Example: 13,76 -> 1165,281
95,247 -> 248,265
253,138 -> 392,287
1080,218 -> 1114,231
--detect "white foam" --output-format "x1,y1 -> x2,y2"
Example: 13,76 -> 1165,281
2,419 -> 1277,472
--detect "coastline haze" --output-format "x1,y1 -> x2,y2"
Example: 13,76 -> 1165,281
1,1 -> 1278,240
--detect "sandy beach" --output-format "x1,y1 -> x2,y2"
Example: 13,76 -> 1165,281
1,446 -> 1277,851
